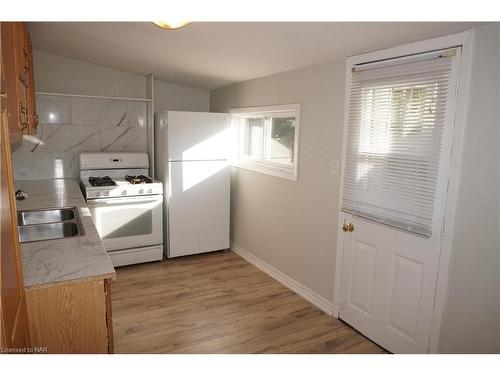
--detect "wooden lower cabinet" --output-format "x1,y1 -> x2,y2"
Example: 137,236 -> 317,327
25,278 -> 114,354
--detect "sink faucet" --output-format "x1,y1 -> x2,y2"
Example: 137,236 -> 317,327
15,190 -> 28,201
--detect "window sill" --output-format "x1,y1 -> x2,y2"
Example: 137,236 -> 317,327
233,159 -> 297,181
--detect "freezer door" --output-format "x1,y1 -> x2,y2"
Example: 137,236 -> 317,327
168,160 -> 230,257
167,111 -> 231,161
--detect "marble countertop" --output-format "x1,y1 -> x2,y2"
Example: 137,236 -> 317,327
15,179 -> 116,289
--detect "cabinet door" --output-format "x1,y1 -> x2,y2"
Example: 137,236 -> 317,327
0,23 -> 22,144
3,22 -> 34,139
1,23 -> 31,350
16,79 -> 29,133
12,23 -> 28,86
26,280 -> 109,353
13,23 -> 31,135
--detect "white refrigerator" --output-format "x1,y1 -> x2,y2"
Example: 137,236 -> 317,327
154,111 -> 231,258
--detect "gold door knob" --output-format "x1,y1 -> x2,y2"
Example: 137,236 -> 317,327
342,223 -> 354,232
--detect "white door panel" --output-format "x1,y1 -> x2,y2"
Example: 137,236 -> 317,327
168,160 -> 230,257
387,254 -> 424,340
340,214 -> 441,353
166,111 -> 231,161
348,239 -> 377,317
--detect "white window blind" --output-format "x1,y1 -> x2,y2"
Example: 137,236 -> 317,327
342,50 -> 457,237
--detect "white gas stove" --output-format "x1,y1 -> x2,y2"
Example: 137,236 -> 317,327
79,152 -> 164,267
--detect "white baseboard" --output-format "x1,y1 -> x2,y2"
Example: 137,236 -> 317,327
231,241 -> 334,316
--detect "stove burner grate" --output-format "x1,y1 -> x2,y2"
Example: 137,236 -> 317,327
89,176 -> 116,187
124,175 -> 153,184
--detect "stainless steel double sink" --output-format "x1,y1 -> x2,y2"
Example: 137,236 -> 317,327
17,207 -> 85,243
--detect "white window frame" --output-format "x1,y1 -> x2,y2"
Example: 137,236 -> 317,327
231,104 -> 300,181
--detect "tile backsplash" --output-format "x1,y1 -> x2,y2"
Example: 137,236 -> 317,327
13,94 -> 148,180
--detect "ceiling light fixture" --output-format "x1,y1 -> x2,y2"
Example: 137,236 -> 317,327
153,21 -> 190,30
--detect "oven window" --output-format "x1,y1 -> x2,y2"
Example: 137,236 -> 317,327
100,207 -> 153,239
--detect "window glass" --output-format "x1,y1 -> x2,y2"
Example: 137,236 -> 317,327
244,117 -> 265,158
266,117 -> 295,165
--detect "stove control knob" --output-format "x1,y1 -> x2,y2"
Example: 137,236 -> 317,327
147,188 -> 152,194
139,189 -> 144,195
121,190 -> 127,195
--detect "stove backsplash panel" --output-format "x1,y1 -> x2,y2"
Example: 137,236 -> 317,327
12,94 -> 148,180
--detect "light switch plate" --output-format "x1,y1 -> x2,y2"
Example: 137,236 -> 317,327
331,160 -> 340,176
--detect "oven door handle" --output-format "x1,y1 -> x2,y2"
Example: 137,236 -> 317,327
86,195 -> 163,205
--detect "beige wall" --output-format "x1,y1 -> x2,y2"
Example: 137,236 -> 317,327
154,80 -> 209,113
437,24 -> 500,353
211,61 -> 346,301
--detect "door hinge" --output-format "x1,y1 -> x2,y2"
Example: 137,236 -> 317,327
440,217 -> 447,239
455,78 -> 460,98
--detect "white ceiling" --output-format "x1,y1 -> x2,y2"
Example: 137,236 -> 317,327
28,22 -> 481,90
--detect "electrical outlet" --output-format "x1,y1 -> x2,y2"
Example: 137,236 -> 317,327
110,86 -> 117,97
331,160 -> 340,176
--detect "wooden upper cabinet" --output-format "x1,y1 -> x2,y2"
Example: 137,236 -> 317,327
0,22 -> 37,144
14,23 -> 37,136
1,23 -> 22,144
13,23 -> 29,86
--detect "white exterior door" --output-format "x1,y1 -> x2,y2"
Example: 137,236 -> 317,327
338,48 -> 461,353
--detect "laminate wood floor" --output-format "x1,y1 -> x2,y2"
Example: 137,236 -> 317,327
111,250 -> 386,354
